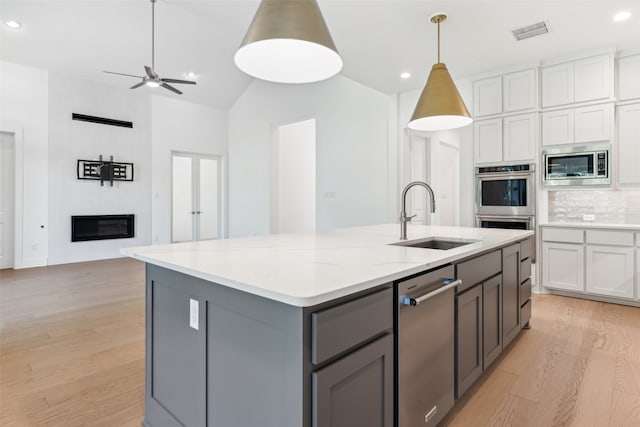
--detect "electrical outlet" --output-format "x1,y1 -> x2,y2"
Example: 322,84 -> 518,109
189,299 -> 199,330
583,214 -> 596,221
31,244 -> 38,251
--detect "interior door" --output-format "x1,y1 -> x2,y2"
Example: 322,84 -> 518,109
172,153 -> 222,242
0,132 -> 15,269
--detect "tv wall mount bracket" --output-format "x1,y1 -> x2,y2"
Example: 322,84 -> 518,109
77,155 -> 134,187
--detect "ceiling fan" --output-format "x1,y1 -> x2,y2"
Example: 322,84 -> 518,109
104,0 -> 195,95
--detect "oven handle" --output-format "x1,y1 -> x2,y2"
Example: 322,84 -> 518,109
476,215 -> 533,222
475,172 -> 533,179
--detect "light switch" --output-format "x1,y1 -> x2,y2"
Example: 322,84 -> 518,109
189,298 -> 199,330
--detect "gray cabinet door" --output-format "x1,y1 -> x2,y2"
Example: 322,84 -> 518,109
149,280 -> 206,427
312,334 -> 393,427
483,275 -> 502,369
456,284 -> 483,398
502,244 -> 521,348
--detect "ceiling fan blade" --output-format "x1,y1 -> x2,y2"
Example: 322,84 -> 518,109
162,78 -> 197,85
104,70 -> 143,79
130,81 -> 146,90
145,65 -> 158,79
161,83 -> 183,95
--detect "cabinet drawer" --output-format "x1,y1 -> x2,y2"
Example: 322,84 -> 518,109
520,299 -> 531,328
456,250 -> 501,293
311,288 -> 392,365
520,257 -> 532,282
520,238 -> 533,260
520,278 -> 531,306
586,230 -> 634,246
542,227 -> 584,244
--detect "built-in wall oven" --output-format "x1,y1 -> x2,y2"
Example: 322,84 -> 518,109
475,164 -> 535,217
475,164 -> 536,260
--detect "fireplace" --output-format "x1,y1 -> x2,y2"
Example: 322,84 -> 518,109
71,214 -> 135,242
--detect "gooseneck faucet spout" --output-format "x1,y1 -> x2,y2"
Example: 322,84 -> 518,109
399,181 -> 436,240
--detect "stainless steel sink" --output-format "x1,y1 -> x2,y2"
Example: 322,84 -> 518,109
390,237 -> 478,250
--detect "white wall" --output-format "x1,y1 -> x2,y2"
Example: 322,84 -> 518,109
229,75 -> 392,237
47,73 -> 152,265
396,78 -> 475,227
0,61 -> 49,267
151,95 -> 228,244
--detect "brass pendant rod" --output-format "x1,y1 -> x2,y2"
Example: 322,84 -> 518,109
437,19 -> 440,64
151,0 -> 155,71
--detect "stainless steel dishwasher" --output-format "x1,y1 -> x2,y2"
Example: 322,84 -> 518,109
396,264 -> 460,427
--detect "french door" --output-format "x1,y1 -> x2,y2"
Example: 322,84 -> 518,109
172,152 -> 223,242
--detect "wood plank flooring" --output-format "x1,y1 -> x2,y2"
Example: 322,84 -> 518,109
2,258 -> 640,426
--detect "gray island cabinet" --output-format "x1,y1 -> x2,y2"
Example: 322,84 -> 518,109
144,263 -> 394,427
122,224 -> 534,427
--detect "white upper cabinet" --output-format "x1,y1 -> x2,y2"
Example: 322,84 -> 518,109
503,69 -> 537,113
542,63 -> 574,108
617,103 -> 640,185
542,103 -> 612,146
573,54 -> 612,103
473,68 -> 537,118
473,76 -> 502,117
475,114 -> 537,164
541,53 -> 613,108
574,103 -> 612,143
618,54 -> 640,101
542,109 -> 574,146
474,119 -> 502,163
503,113 -> 538,162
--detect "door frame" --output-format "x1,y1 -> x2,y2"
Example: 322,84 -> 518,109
0,123 -> 24,269
170,151 -> 226,242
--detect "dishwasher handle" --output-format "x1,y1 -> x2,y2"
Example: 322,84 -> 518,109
401,279 -> 461,306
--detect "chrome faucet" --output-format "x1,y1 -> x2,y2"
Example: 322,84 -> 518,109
399,181 -> 436,240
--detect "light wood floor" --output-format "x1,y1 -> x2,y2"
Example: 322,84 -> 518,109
1,259 -> 640,427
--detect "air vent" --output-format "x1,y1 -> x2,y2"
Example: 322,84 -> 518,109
511,21 -> 549,41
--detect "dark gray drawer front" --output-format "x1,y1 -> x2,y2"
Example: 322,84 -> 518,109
312,288 -> 392,365
520,257 -> 532,282
520,238 -> 533,260
520,299 -> 531,328
456,250 -> 501,293
520,278 -> 531,306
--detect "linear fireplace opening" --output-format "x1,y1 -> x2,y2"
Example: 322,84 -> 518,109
71,214 -> 135,242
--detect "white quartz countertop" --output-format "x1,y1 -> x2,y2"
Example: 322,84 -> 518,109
540,222 -> 640,231
121,224 -> 533,307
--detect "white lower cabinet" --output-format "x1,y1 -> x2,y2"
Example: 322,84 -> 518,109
585,245 -> 634,299
542,226 -> 639,304
542,242 -> 584,292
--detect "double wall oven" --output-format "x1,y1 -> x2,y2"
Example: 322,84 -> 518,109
475,164 -> 535,239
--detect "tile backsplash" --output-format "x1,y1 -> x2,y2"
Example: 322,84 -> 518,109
548,189 -> 640,224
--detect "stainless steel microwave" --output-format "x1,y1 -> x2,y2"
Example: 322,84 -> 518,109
543,144 -> 610,187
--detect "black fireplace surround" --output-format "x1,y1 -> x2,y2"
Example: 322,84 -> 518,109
71,214 -> 135,242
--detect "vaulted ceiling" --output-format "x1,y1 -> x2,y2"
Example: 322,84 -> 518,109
1,1 -> 639,108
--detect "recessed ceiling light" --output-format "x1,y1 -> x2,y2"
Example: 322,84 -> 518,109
400,72 -> 411,79
6,20 -> 21,29
613,11 -> 631,22
186,72 -> 197,79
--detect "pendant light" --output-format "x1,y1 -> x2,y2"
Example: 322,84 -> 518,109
234,0 -> 343,84
408,14 -> 472,131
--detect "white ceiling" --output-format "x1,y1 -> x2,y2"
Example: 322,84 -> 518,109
1,0 -> 639,109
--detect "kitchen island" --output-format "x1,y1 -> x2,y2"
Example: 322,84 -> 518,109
122,224 -> 534,427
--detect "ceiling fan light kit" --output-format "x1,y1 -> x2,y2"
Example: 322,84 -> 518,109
408,13 -> 472,132
234,0 -> 343,84
104,0 -> 196,95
